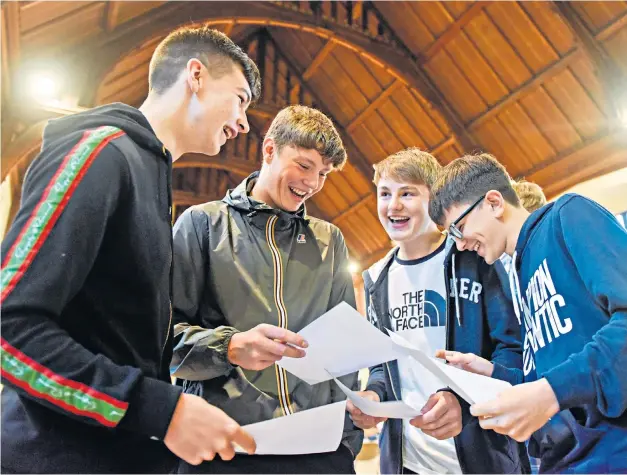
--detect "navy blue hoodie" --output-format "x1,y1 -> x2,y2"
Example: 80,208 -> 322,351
509,193 -> 627,473
1,104 -> 181,473
364,241 -> 530,474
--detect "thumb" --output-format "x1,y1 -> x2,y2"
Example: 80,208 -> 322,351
434,349 -> 446,359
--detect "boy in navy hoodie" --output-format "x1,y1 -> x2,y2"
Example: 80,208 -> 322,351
429,152 -> 627,473
346,148 -> 529,474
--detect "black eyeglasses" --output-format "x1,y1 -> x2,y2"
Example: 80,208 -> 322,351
448,194 -> 485,240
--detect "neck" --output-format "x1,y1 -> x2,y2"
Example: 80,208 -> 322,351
139,90 -> 186,161
504,206 -> 531,256
397,226 -> 445,261
249,168 -> 277,208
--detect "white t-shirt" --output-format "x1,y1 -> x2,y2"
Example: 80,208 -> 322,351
387,242 -> 463,474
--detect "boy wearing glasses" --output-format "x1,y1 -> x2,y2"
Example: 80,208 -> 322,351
429,153 -> 627,473
346,148 -> 529,474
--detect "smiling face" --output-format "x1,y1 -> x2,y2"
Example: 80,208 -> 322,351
377,177 -> 433,242
183,60 -> 252,156
441,192 -> 509,264
259,140 -> 332,212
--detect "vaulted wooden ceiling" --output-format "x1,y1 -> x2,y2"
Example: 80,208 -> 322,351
2,1 -> 627,270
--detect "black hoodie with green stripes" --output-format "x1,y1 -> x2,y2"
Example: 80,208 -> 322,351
1,103 -> 181,473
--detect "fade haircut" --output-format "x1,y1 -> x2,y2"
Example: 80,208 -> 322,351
265,105 -> 347,169
373,147 -> 441,187
149,24 -> 261,102
512,180 -> 547,212
429,153 -> 520,226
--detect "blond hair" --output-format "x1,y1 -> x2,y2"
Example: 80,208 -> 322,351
264,105 -> 347,169
512,180 -> 546,212
373,147 -> 441,187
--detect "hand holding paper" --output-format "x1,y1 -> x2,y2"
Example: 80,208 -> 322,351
409,391 -> 463,440
388,330 -> 511,405
228,324 -> 308,371
345,391 -> 388,429
334,377 -> 420,422
277,302 -> 406,384
435,349 -> 494,377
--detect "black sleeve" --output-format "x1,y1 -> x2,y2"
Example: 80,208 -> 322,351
1,127 -> 181,439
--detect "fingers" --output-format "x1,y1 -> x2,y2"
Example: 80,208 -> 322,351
217,444 -> 235,461
423,421 -> 461,440
231,427 -> 256,455
259,325 -> 308,349
281,344 -> 307,359
419,393 -> 441,418
470,399 -> 501,419
440,350 -> 471,366
346,400 -> 361,416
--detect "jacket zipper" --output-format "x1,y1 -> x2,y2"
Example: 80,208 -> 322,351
265,215 -> 293,416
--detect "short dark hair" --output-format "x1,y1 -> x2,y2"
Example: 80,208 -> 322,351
428,153 -> 520,226
149,25 -> 261,102
265,105 -> 347,169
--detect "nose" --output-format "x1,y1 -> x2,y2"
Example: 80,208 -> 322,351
237,112 -> 250,134
390,195 -> 403,211
455,237 -> 468,251
303,173 -> 319,191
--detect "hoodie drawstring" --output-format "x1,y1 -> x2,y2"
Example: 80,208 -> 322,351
507,251 -> 524,325
451,253 -> 461,326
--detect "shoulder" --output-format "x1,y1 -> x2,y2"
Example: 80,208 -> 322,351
307,216 -> 343,241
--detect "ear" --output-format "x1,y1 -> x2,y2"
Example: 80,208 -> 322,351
485,189 -> 505,219
262,137 -> 276,165
185,58 -> 204,94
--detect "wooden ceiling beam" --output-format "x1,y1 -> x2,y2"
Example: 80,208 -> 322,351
420,2 -> 488,63
302,39 -> 337,81
467,14 -> 624,132
266,30 -> 375,183
223,20 -> 235,37
2,1 -> 20,101
431,136 -> 457,157
332,194 -> 375,223
369,3 -> 479,152
351,1 -> 364,25
103,2 -> 121,33
347,80 -> 402,132
65,1 -> 459,138
174,154 -> 258,176
467,48 -> 581,131
522,131 -> 627,197
553,2 -> 626,120
516,130 -> 624,181
553,2 -> 610,67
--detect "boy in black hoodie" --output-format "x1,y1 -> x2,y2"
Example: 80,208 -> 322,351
1,26 -> 260,473
429,153 -> 627,473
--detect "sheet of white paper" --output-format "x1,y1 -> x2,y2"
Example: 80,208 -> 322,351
387,330 -> 511,405
277,302 -> 406,385
235,401 -> 347,455
333,377 -> 421,419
